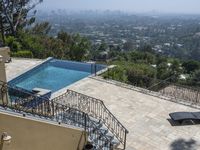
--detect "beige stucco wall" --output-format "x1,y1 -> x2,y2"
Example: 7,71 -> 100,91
0,112 -> 87,150
0,56 -> 7,104
0,47 -> 10,63
0,55 -> 6,82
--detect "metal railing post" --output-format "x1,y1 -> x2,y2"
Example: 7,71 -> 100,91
107,67 -> 110,79
95,63 -> 97,76
196,90 -> 199,103
124,131 -> 127,150
91,63 -> 93,74
84,112 -> 87,131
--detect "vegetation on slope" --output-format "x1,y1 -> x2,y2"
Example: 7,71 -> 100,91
1,1 -> 200,88
102,50 -> 200,88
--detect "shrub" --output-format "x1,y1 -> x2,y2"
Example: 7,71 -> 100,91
11,50 -> 33,58
5,36 -> 22,51
102,66 -> 127,82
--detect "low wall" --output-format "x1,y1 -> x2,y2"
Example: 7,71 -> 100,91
0,112 -> 87,150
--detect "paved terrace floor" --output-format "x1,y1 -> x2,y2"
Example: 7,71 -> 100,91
5,58 -> 42,81
5,58 -> 200,150
68,77 -> 200,150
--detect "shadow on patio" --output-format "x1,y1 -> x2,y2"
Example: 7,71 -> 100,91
170,138 -> 199,150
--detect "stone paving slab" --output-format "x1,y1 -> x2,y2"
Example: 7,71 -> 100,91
68,77 -> 200,150
5,58 -> 42,81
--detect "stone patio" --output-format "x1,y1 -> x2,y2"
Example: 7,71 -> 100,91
5,58 -> 42,81
68,77 -> 200,150
5,58 -> 200,150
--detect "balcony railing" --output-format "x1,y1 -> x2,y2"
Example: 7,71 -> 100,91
52,89 -> 129,150
0,81 -> 52,116
148,80 -> 200,106
52,102 -> 114,149
102,70 -> 200,107
0,81 -> 114,150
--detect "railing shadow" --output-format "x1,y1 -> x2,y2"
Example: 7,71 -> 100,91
170,139 -> 199,150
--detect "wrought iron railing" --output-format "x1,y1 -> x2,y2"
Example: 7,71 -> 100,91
148,80 -> 200,105
0,81 -> 114,150
52,89 -> 129,150
0,81 -> 52,116
102,71 -> 200,107
52,102 -> 113,149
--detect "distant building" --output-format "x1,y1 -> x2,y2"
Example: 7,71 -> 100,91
177,44 -> 183,47
164,43 -> 171,46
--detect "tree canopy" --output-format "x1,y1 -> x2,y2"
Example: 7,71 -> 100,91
0,1 -> 91,61
0,0 -> 43,43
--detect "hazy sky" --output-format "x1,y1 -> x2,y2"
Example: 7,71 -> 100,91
38,0 -> 200,14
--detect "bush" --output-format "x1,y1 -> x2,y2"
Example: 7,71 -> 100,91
11,50 -> 33,58
5,36 -> 22,51
182,60 -> 200,74
126,65 -> 156,88
102,62 -> 156,88
103,66 -> 127,82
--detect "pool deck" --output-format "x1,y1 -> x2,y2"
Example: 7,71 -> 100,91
68,77 -> 200,150
5,58 -> 200,150
5,58 -> 43,81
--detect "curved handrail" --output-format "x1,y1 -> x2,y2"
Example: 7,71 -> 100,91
0,81 -> 53,117
52,89 -> 129,149
52,101 -> 113,150
0,80 -> 50,101
0,81 -> 113,149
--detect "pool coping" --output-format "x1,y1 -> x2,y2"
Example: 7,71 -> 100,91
8,58 -> 108,99
50,66 -> 110,99
8,57 -> 53,82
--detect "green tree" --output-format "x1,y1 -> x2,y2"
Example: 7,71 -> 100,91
57,31 -> 72,44
98,42 -> 107,51
126,63 -> 156,87
190,70 -> 200,86
1,0 -> 43,38
69,34 -> 90,61
30,22 -> 51,35
5,36 -> 22,51
156,62 -> 169,80
123,41 -> 134,51
182,60 -> 200,74
170,59 -> 182,78
140,45 -> 154,53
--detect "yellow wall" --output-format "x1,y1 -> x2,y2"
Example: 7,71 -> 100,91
0,112 -> 87,150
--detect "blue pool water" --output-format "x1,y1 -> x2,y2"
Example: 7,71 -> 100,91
15,66 -> 90,92
9,58 -> 106,93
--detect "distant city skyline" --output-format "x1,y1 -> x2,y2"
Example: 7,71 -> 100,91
38,0 -> 200,14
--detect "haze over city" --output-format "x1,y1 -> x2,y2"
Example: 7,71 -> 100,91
38,0 -> 200,14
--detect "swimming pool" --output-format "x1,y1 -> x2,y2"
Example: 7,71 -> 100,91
9,58 -> 106,93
